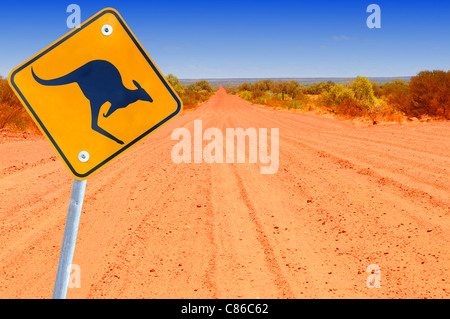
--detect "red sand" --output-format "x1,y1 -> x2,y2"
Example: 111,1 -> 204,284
0,88 -> 448,298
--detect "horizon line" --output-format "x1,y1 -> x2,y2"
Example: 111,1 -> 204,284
0,72 -> 413,81
179,75 -> 413,81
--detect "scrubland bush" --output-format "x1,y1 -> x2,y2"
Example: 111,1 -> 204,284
380,80 -> 411,114
224,85 -> 240,95
234,79 -> 311,110
318,77 -> 401,121
166,75 -> 214,110
409,70 -> 450,119
351,76 -> 375,109
371,81 -> 382,98
304,81 -> 335,95
320,84 -> 355,109
239,90 -> 252,101
0,77 -> 39,133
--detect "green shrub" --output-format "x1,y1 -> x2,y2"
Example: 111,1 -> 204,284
239,90 -> 252,101
320,84 -> 355,109
351,76 -> 376,110
288,100 -> 305,109
166,75 -> 214,110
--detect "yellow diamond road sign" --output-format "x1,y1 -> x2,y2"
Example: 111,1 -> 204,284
9,8 -> 182,180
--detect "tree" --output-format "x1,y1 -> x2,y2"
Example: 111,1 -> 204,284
409,70 -> 450,118
166,75 -> 214,109
285,81 -> 300,99
270,81 -> 282,97
252,80 -> 269,93
320,84 -> 355,109
381,79 -> 411,114
0,77 -> 31,130
238,82 -> 252,92
351,76 -> 375,109
261,79 -> 274,92
271,81 -> 290,100
304,81 -> 334,95
292,86 -> 305,100
371,81 -> 382,98
192,80 -> 214,93
166,74 -> 185,95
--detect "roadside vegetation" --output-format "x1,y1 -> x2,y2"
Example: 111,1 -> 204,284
0,74 -> 215,134
230,70 -> 450,123
0,76 -> 39,133
166,74 -> 215,110
1,70 -> 448,134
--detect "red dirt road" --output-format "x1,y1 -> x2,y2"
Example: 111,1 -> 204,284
0,88 -> 449,298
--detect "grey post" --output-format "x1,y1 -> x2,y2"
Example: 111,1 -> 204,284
52,178 -> 87,299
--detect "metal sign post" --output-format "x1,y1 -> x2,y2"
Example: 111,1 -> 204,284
52,179 -> 87,299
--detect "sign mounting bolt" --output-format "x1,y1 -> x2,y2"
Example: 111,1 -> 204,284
102,25 -> 113,36
78,151 -> 90,162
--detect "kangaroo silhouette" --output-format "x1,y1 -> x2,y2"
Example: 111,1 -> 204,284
31,60 -> 153,145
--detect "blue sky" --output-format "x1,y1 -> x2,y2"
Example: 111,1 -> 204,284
0,0 -> 449,79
